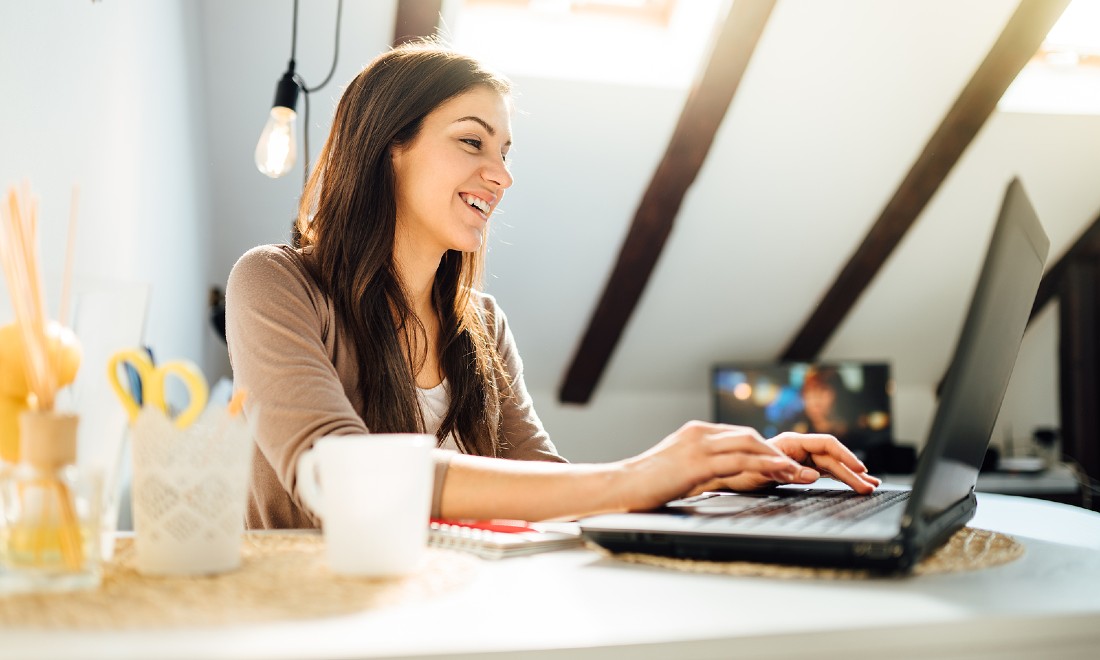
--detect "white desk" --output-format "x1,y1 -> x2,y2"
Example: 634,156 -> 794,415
4,493 -> 1100,660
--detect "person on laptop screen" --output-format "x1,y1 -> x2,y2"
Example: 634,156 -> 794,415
790,367 -> 850,439
225,40 -> 879,530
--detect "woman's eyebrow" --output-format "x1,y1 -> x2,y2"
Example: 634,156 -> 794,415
453,115 -> 495,134
453,116 -> 512,147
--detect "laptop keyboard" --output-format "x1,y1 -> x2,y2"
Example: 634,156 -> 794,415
735,489 -> 907,520
673,489 -> 910,531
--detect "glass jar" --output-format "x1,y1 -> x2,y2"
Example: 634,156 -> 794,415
0,411 -> 101,593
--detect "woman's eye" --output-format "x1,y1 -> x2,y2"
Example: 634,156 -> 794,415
461,138 -> 482,150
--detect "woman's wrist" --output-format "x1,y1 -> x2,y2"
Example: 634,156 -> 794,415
602,455 -> 664,514
577,459 -> 638,517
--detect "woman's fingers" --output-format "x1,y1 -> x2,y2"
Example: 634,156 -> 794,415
695,425 -> 802,470
709,453 -> 802,482
767,432 -> 884,493
775,433 -> 873,469
773,433 -> 867,472
801,453 -> 879,493
699,425 -> 810,481
705,428 -> 787,458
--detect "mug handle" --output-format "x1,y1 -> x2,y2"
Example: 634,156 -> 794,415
296,449 -> 325,519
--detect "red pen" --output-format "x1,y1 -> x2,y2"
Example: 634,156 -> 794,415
430,518 -> 535,534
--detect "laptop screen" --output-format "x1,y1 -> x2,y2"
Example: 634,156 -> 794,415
910,178 -> 1050,519
712,362 -> 894,454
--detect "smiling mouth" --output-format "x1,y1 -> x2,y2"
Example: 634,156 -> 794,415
460,193 -> 491,215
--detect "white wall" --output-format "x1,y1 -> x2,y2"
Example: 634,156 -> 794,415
1,0 -> 211,377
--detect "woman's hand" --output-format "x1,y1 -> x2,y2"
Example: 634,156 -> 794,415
770,432 -> 881,492
617,421 -> 811,512
617,423 -> 881,512
687,431 -> 881,496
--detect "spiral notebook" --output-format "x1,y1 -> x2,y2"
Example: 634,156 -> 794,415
428,519 -> 583,559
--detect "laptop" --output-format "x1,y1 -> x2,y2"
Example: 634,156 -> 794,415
580,178 -> 1050,573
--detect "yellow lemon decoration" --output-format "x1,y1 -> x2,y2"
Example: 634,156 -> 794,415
0,321 -> 82,461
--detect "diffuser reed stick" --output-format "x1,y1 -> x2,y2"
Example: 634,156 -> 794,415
59,186 -> 79,328
0,184 -> 56,411
0,182 -> 84,572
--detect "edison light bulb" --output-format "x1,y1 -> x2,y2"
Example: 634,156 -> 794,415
255,106 -> 298,178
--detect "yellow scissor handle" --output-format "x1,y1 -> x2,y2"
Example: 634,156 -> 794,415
153,359 -> 209,429
107,349 -> 155,423
107,349 -> 210,429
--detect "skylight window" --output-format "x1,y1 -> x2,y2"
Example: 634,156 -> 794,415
999,0 -> 1100,114
447,0 -> 728,87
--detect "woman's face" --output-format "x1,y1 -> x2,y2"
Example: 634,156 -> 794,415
803,384 -> 836,423
391,85 -> 514,257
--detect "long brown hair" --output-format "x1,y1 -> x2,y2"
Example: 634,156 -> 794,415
296,41 -> 512,456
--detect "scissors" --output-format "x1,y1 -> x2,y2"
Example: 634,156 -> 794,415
107,348 -> 209,429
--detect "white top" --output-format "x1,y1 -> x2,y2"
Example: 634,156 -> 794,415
417,379 -> 460,452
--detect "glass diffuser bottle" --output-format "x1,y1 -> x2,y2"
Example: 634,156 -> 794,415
0,411 -> 100,593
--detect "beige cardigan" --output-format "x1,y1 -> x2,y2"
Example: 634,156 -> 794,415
225,244 -> 565,529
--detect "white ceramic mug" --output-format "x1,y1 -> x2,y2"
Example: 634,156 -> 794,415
297,433 -> 434,577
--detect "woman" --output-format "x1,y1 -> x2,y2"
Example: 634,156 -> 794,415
792,368 -> 850,438
226,40 -> 879,529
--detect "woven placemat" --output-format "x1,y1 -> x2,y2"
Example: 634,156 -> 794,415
592,526 -> 1024,579
0,533 -> 480,630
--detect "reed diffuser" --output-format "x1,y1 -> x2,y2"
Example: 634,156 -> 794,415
0,182 -> 98,593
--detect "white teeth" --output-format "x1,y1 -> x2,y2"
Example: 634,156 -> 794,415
462,193 -> 490,214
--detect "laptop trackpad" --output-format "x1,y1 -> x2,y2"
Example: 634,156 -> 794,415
665,491 -> 805,515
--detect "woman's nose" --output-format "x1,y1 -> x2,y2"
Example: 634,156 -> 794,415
484,158 -> 514,190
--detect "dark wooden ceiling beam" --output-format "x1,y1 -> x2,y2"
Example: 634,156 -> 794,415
559,0 -> 777,404
780,0 -> 1070,363
393,0 -> 442,46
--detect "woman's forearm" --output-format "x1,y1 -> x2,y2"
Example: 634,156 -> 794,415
439,454 -> 638,521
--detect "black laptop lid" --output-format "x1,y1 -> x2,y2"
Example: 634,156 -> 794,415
907,178 -> 1050,520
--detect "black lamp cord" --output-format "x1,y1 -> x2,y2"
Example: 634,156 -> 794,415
285,0 -> 344,190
